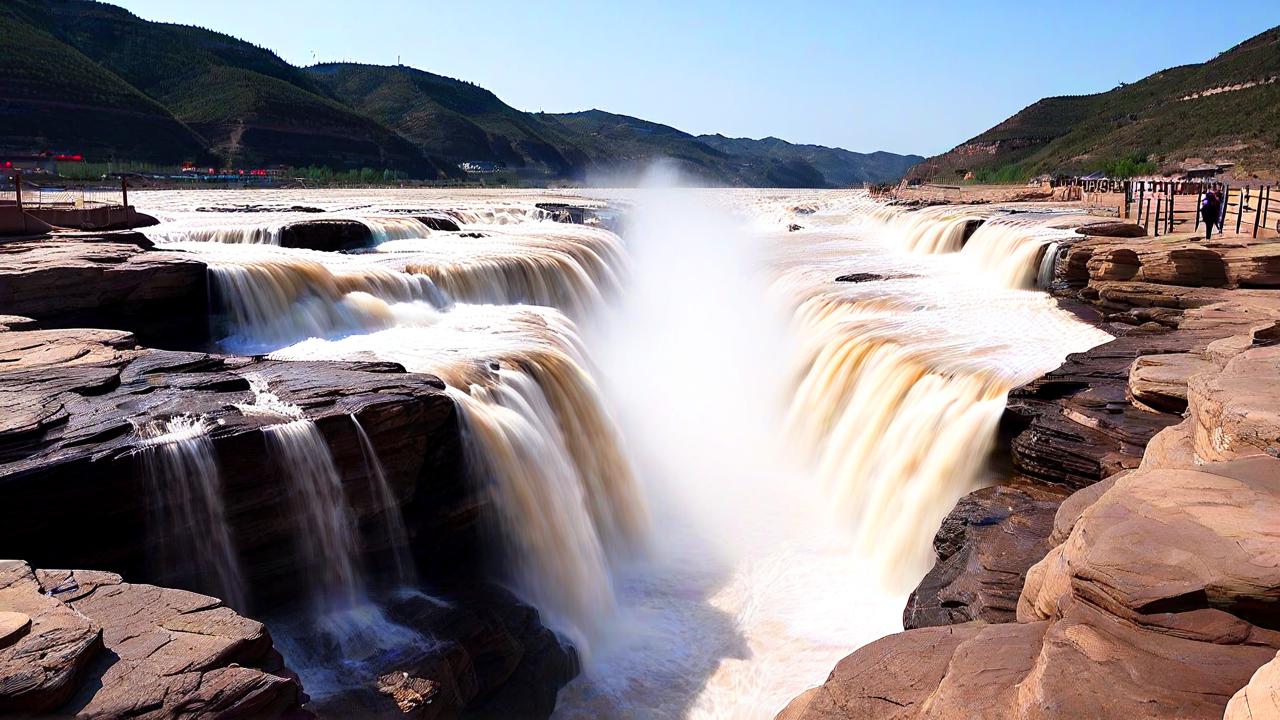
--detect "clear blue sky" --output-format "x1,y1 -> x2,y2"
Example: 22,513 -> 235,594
111,0 -> 1280,156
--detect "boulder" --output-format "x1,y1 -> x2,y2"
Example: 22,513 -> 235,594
279,219 -> 373,252
417,215 -> 462,232
904,483 -> 1067,628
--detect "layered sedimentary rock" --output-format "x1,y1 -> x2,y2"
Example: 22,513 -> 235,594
787,226 -> 1280,720
0,236 -> 208,347
0,326 -> 465,602
0,560 -> 303,718
903,483 -> 1067,628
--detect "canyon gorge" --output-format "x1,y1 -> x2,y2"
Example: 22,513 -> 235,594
1,183 -> 1278,720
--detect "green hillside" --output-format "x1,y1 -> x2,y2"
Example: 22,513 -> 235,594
911,26 -> 1280,181
0,0 -> 919,185
306,63 -> 579,176
309,65 -> 919,186
6,0 -> 448,175
0,5 -> 205,162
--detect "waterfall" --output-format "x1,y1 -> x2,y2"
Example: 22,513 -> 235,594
265,418 -> 365,611
137,415 -> 246,610
768,194 -> 1112,587
146,223 -> 284,244
363,216 -> 429,243
271,306 -> 648,652
196,247 -> 447,353
959,220 -> 1068,289
350,415 -> 415,585
896,207 -> 984,253
1037,240 -> 1061,289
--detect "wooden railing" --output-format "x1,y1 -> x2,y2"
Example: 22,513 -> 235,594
1124,180 -> 1278,238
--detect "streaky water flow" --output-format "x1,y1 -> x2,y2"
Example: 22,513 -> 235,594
351,414 -> 416,586
265,418 -> 365,611
133,187 -> 1111,718
137,415 -> 246,610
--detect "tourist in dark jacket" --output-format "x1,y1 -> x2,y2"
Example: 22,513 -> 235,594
1201,190 -> 1221,240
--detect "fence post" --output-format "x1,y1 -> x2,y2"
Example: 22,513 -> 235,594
1195,188 -> 1203,231
121,177 -> 131,231
1154,197 -> 1162,237
1237,188 -> 1246,234
14,170 -> 27,234
1254,186 -> 1263,239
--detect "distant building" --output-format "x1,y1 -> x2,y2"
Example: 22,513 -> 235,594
1180,162 -> 1234,180
458,161 -> 502,174
1,154 -> 59,174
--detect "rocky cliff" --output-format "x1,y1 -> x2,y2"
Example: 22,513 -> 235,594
781,222 -> 1280,719
0,235 -> 578,718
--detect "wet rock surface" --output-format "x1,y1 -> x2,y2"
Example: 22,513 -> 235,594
0,235 -> 580,717
279,218 -> 375,252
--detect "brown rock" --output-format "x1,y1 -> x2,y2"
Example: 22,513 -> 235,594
1079,221 -> 1148,238
0,561 -> 102,715
1128,352 -> 1215,412
1021,455 -> 1280,625
904,483 -> 1067,628
0,239 -> 208,347
776,624 -> 983,720
279,219 -> 375,251
1226,650 -> 1280,720
1188,346 -> 1280,462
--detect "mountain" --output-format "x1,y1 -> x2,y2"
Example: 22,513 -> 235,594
0,4 -> 205,163
3,0 -> 448,176
910,26 -> 1280,182
697,135 -> 924,186
309,64 -> 917,186
306,63 -> 582,176
0,0 -> 919,185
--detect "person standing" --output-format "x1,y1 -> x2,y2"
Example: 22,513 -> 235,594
1201,188 -> 1222,240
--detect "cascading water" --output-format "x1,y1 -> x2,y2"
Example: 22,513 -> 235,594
130,186 -> 1112,718
136,415 -> 246,610
271,306 -> 648,652
351,414 -> 415,586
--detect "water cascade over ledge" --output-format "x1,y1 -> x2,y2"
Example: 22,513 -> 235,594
129,187 -> 1112,718
136,415 -> 246,610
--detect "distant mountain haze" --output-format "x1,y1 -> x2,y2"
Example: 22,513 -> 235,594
0,0 -> 920,185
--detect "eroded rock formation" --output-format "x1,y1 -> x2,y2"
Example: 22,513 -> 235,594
783,224 -> 1280,720
0,236 -> 580,718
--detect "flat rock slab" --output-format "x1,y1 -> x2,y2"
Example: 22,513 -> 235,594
0,560 -> 302,718
1128,352 -> 1215,412
0,238 -> 207,346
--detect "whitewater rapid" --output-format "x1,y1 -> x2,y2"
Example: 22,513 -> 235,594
133,186 -> 1109,719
